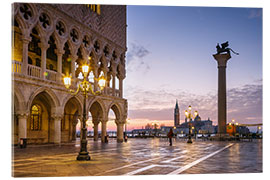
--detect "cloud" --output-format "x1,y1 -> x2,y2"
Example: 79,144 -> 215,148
126,42 -> 151,73
227,83 -> 262,123
125,82 -> 262,126
127,42 -> 150,62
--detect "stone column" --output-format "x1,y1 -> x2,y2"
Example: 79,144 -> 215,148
56,49 -> 65,83
112,75 -> 116,96
119,78 -> 123,98
72,119 -> 78,141
116,122 -> 124,143
93,67 -> 98,92
70,55 -> 78,78
93,121 -> 99,141
53,116 -> 62,144
17,113 -> 28,142
213,53 -> 231,135
101,120 -> 108,143
40,43 -> 49,80
21,36 -> 31,75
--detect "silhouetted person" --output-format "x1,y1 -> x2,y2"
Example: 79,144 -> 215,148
105,135 -> 109,143
167,128 -> 174,146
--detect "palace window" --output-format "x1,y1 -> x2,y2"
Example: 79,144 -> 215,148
30,104 -> 42,131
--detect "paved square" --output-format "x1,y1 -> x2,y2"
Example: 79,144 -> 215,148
12,138 -> 262,177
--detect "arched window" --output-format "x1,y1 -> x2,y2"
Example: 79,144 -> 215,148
36,58 -> 41,67
30,104 -> 42,131
28,57 -> 32,64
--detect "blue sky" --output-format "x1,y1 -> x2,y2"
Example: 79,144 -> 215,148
124,5 -> 262,130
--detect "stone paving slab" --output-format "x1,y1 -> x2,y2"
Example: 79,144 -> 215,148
12,138 -> 262,177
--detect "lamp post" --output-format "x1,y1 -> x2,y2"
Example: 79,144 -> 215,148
63,62 -> 106,161
185,105 -> 198,143
151,122 -> 159,137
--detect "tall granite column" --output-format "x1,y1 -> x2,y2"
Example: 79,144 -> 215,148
213,53 -> 231,135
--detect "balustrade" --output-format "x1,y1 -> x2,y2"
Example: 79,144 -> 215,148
12,63 -> 122,97
12,61 -> 22,73
45,69 -> 57,82
27,64 -> 41,78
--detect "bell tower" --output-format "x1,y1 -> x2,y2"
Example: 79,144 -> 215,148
174,99 -> 180,126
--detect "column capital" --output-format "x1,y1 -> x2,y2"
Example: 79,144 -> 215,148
92,120 -> 100,125
52,115 -> 62,121
55,49 -> 65,56
70,54 -> 78,61
116,121 -> 125,126
21,36 -> 31,44
101,119 -> 108,124
38,42 -> 50,51
213,53 -> 231,68
17,113 -> 28,119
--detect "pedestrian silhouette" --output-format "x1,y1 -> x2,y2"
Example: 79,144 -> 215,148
167,128 -> 174,146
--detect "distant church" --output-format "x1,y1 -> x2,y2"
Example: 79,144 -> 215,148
173,100 -> 215,133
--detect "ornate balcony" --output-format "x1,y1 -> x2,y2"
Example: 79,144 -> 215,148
12,61 -> 123,98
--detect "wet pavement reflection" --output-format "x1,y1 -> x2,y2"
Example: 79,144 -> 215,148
12,138 -> 262,177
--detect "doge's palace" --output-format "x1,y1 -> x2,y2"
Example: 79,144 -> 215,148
12,3 -> 127,145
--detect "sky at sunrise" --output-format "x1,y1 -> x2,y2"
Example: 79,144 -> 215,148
4,1 -> 263,133
117,5 -> 262,132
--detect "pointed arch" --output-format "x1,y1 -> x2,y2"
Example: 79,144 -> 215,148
12,86 -> 26,112
107,102 -> 122,122
88,98 -> 106,120
27,87 -> 60,111
62,95 -> 83,116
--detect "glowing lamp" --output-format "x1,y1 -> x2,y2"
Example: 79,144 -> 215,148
188,105 -> 192,111
194,110 -> 198,117
82,64 -> 89,77
185,110 -> 188,117
98,75 -> 106,90
63,76 -> 71,89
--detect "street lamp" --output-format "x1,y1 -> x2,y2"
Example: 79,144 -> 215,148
151,122 -> 159,137
63,62 -> 106,161
185,105 -> 198,143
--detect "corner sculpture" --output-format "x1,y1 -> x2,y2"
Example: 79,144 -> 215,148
216,41 -> 239,55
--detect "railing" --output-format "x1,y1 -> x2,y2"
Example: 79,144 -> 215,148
105,87 -> 121,97
12,63 -> 122,98
12,61 -> 22,73
45,69 -> 57,82
106,87 -> 114,96
27,64 -> 41,78
115,89 -> 121,97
